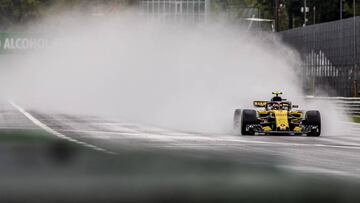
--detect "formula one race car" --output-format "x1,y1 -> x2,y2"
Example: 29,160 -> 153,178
233,92 -> 321,136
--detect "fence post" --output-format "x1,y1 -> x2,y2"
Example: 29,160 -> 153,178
353,79 -> 358,97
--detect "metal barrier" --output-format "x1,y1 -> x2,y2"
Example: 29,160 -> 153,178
306,96 -> 360,116
281,17 -> 360,97
138,0 -> 210,23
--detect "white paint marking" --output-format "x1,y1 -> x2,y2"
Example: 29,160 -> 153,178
45,128 -> 360,150
8,102 -> 360,153
279,165 -> 359,178
9,102 -> 116,155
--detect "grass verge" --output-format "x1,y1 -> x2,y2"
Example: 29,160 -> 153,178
0,129 -> 54,142
353,116 -> 360,123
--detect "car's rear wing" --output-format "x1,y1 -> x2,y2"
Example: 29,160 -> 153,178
253,101 -> 267,107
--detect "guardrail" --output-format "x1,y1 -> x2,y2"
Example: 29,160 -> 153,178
306,96 -> 360,116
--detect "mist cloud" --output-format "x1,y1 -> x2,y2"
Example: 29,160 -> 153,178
0,11 -> 346,134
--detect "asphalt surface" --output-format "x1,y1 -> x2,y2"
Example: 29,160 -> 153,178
31,114 -> 360,177
3,101 -> 360,178
2,102 -> 360,202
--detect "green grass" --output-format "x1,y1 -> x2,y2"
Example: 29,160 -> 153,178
0,129 -> 54,142
353,116 -> 360,123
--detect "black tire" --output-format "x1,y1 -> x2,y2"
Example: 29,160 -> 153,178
241,109 -> 258,136
305,110 -> 321,137
233,109 -> 241,133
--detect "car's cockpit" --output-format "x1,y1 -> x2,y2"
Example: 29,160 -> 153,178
266,102 -> 290,111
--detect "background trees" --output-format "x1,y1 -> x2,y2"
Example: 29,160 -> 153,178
0,0 -> 127,31
213,0 -> 358,31
247,0 -> 358,30
0,0 -> 358,31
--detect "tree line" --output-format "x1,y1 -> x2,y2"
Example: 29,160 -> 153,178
0,0 -> 358,31
216,0 -> 359,31
0,0 -> 129,31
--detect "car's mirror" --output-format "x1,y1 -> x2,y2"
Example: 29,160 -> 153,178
292,105 -> 299,108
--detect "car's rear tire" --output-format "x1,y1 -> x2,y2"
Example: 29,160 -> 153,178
233,109 -> 241,134
305,111 -> 321,137
241,109 -> 258,136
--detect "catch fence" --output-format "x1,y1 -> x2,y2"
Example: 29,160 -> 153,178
138,0 -> 210,23
281,17 -> 360,97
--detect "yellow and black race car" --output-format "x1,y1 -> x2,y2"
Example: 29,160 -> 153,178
233,92 -> 321,136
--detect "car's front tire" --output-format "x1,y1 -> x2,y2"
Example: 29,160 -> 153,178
241,109 -> 258,136
305,110 -> 321,137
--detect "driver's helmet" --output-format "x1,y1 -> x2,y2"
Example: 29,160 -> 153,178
272,103 -> 281,110
271,96 -> 283,102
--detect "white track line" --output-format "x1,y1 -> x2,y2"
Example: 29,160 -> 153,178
42,128 -> 360,150
9,101 -> 360,153
278,165 -> 359,178
9,102 -> 116,155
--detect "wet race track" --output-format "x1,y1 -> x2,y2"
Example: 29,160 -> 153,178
1,102 -> 360,202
